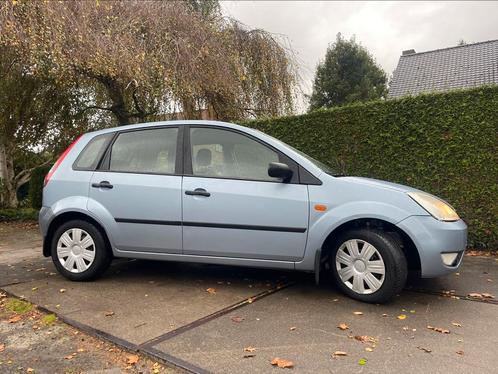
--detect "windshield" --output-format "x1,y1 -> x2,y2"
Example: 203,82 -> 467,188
253,129 -> 337,175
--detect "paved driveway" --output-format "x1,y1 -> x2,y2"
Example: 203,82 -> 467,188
1,222 -> 497,373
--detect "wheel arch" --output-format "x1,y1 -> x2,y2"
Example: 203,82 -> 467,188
320,218 -> 421,273
43,211 -> 112,258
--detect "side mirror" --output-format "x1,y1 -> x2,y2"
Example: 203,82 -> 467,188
268,162 -> 293,182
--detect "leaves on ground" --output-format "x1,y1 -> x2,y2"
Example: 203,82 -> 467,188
0,343 -> 5,352
59,289 -> 66,293
337,323 -> 349,330
365,347 -> 373,352
456,350 -> 464,355
468,292 -> 495,299
104,311 -> 115,317
397,314 -> 407,320
206,287 -> 217,294
353,311 -> 363,315
451,322 -> 462,327
417,346 -> 432,353
244,346 -> 256,352
289,326 -> 296,331
8,315 -> 22,323
231,316 -> 244,323
332,351 -> 347,357
126,354 -> 139,365
427,326 -> 450,334
271,357 -> 294,368
358,358 -> 367,366
354,335 -> 377,344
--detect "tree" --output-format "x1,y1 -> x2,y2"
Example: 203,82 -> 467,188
185,0 -> 221,19
309,34 -> 387,110
0,1 -> 296,124
0,47 -> 96,207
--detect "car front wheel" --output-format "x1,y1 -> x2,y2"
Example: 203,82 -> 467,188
329,229 -> 407,303
51,219 -> 111,281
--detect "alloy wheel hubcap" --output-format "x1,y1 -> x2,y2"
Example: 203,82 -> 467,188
336,239 -> 386,294
57,228 -> 96,273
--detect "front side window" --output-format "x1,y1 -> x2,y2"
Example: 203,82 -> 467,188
190,127 -> 280,181
109,127 -> 178,174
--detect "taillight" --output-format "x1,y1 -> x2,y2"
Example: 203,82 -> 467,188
44,135 -> 82,187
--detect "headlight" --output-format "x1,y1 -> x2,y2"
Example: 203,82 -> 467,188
407,192 -> 459,222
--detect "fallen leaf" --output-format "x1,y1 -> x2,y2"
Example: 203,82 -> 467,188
353,311 -> 363,315
289,326 -> 296,331
427,325 -> 450,334
64,354 -> 75,360
456,350 -> 464,355
271,357 -> 294,368
365,347 -> 373,352
354,335 -> 377,343
31,287 -> 38,292
8,315 -> 22,324
243,353 -> 256,358
59,289 -> 66,293
126,354 -> 139,365
231,316 -> 244,323
77,348 -> 85,353
244,346 -> 256,352
332,351 -> 347,357
337,323 -> 349,330
397,314 -> 407,320
451,322 -> 462,327
482,293 -> 495,299
206,287 -> 216,294
381,313 -> 388,317
104,311 -> 115,317
0,343 -> 5,352
417,346 -> 432,353
27,368 -> 34,373
358,358 -> 367,366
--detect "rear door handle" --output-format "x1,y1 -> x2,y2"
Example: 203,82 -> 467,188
185,188 -> 210,197
91,181 -> 113,189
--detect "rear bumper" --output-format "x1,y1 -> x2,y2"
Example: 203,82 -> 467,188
396,216 -> 467,278
39,206 -> 54,257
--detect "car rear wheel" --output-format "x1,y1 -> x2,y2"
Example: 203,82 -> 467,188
329,229 -> 407,303
51,219 -> 111,281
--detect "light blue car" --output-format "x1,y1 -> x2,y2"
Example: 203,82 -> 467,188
39,121 -> 467,303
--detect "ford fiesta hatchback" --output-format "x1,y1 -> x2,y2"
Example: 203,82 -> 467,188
39,121 -> 467,303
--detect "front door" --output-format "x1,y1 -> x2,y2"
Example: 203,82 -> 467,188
182,126 -> 309,261
88,126 -> 183,254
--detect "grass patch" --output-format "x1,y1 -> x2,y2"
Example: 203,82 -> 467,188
41,313 -> 57,325
5,298 -> 33,314
0,208 -> 38,222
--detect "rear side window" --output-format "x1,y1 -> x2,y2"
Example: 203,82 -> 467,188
74,133 -> 113,170
109,127 -> 178,174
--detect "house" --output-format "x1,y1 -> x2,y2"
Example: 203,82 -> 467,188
388,39 -> 498,98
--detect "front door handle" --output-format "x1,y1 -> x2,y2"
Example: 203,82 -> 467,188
91,181 -> 113,189
185,188 -> 210,197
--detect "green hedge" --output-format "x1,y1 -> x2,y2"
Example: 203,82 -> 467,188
245,86 -> 498,249
29,165 -> 51,209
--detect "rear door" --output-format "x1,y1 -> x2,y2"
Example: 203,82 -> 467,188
182,126 -> 309,261
88,126 -> 183,254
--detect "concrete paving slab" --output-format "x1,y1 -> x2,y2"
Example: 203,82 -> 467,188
3,259 -> 287,346
407,256 -> 498,297
154,282 -> 498,374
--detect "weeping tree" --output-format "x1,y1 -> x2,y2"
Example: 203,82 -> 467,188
0,48 -> 96,207
0,1 -> 297,124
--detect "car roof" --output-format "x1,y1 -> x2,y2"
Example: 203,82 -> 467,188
88,120 -> 240,135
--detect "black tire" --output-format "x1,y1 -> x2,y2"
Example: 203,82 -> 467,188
328,229 -> 407,303
51,219 -> 111,281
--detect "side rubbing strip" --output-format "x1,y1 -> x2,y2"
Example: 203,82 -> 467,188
115,218 -> 182,226
183,221 -> 306,233
114,218 -> 306,233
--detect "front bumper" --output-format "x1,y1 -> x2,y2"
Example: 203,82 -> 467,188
396,215 -> 467,278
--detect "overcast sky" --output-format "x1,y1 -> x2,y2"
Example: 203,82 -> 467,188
221,1 -> 498,110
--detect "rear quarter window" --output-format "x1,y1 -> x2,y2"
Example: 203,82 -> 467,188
73,133 -> 113,170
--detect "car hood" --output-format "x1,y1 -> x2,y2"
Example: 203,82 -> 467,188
340,176 -> 419,193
